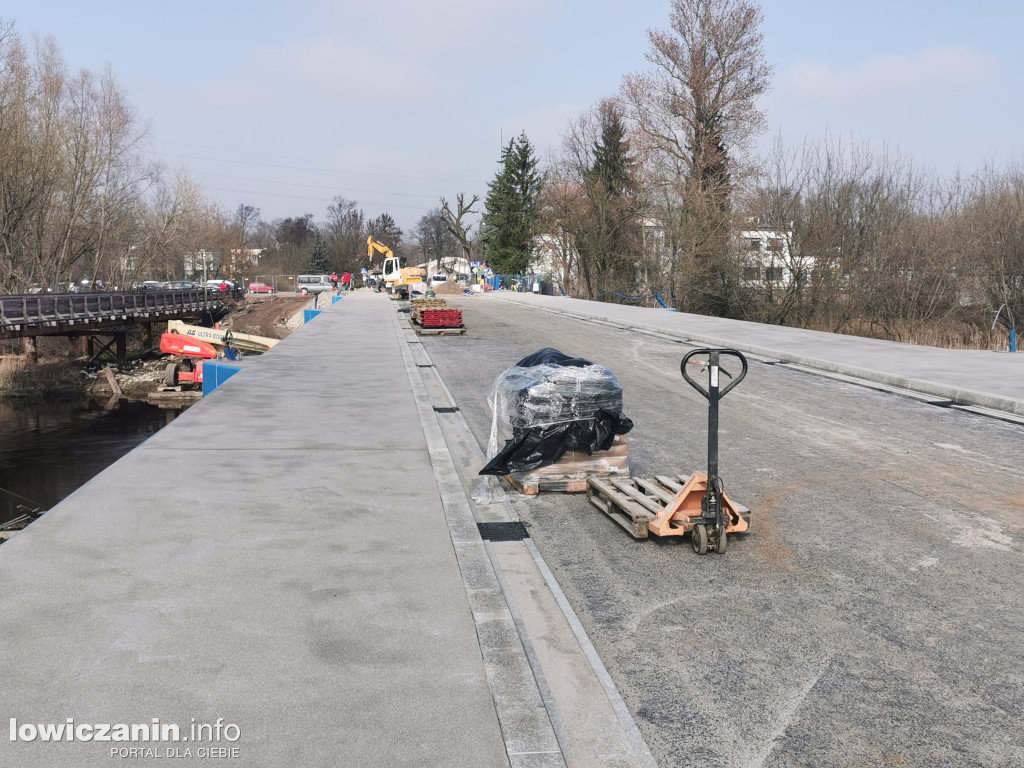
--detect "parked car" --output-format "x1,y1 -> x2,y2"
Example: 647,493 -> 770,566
204,279 -> 235,293
248,282 -> 274,294
295,274 -> 333,296
429,274 -> 450,286
161,280 -> 202,290
133,281 -> 163,291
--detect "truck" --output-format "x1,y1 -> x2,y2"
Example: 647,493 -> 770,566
367,236 -> 426,299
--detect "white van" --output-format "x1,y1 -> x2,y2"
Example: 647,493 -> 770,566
295,275 -> 333,296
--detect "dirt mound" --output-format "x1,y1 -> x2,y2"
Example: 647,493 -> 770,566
222,295 -> 312,339
433,281 -> 466,296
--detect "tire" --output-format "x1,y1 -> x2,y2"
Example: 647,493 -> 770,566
716,529 -> 728,554
300,288 -> 308,296
691,524 -> 709,555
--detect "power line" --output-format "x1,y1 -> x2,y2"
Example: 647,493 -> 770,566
192,170 -> 445,200
200,184 -> 440,212
151,150 -> 485,185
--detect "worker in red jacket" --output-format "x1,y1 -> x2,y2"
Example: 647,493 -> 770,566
341,272 -> 352,291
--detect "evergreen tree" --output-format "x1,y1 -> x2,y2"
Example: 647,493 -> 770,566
589,106 -> 633,197
308,232 -> 330,273
482,132 -> 543,274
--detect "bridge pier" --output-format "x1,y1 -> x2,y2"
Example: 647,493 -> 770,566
84,332 -> 127,363
22,336 -> 37,363
68,335 -> 91,359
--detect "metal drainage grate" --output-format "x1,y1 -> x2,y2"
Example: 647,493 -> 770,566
477,522 -> 530,542
928,400 -> 957,408
433,406 -> 459,413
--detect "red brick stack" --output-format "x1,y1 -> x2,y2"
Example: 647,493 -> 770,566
420,308 -> 463,328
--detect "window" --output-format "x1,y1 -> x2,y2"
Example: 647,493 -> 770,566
742,267 -> 760,281
764,267 -> 780,282
746,238 -> 761,251
767,238 -> 783,252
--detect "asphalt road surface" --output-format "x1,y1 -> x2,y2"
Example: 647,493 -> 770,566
420,296 -> 1023,768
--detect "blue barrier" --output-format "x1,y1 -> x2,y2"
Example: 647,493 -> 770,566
331,295 -> 342,304
304,309 -> 322,323
202,362 -> 242,397
598,289 -> 676,308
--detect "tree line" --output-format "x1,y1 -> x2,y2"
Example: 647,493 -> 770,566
470,0 -> 1022,347
0,20 -> 439,290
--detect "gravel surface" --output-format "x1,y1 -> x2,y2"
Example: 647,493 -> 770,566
420,295 -> 1024,768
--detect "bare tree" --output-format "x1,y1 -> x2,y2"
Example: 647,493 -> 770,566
439,193 -> 479,264
414,207 -> 458,273
323,196 -> 365,270
622,0 -> 772,315
962,164 -> 1024,339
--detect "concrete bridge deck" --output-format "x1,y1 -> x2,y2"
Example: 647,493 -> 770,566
1,290 -> 1020,767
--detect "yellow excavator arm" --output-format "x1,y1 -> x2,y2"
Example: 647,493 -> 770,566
366,236 -> 393,267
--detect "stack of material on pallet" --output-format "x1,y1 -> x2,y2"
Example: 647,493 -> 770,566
420,308 -> 463,328
479,348 -> 633,484
508,434 -> 629,492
410,298 -> 447,324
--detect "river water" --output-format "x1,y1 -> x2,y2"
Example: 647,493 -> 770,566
0,399 -> 179,526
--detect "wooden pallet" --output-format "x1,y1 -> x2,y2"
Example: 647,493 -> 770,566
587,474 -> 751,539
412,325 -> 466,336
505,473 -> 592,495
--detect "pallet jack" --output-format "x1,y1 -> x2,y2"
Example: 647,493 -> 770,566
586,348 -> 751,555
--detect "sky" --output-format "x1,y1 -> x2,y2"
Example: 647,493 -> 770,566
3,0 -> 1022,234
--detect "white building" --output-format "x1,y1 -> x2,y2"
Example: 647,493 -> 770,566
738,223 -> 812,289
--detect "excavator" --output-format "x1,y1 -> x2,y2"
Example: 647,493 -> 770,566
367,236 -> 426,299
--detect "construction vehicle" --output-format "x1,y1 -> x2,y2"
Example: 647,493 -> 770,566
166,320 -> 279,355
159,320 -> 278,389
586,349 -> 751,555
367,236 -> 426,299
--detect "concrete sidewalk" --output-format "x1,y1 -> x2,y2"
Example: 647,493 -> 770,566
487,293 -> 1024,416
0,293 -> 523,766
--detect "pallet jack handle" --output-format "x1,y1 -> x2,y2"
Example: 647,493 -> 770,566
681,348 -> 747,479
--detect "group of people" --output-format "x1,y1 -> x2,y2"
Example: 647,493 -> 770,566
330,272 -> 353,291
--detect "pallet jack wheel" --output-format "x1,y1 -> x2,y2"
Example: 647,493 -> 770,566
716,529 -> 728,554
691,524 -> 709,555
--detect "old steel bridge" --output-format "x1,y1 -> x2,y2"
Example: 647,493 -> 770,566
0,289 -> 227,362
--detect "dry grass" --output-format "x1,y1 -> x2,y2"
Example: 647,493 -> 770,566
815,319 -> 1002,350
0,356 -> 85,400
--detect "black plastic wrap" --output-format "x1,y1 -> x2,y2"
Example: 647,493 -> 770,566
479,348 -> 633,476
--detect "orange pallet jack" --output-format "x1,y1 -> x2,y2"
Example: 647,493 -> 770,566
586,349 -> 750,555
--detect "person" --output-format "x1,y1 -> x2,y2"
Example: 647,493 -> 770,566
330,272 -> 338,288
341,272 -> 352,291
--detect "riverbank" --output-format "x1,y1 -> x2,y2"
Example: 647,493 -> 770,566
0,294 -> 315,403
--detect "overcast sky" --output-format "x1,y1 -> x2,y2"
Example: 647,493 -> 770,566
4,1 -> 1021,233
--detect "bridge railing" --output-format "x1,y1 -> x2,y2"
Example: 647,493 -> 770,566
0,289 -> 224,333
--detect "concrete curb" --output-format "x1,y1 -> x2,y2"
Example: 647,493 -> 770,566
489,296 -> 1024,418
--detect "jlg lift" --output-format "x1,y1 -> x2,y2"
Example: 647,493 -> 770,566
586,348 -> 751,555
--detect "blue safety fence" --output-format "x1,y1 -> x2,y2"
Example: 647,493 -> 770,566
304,309 -> 322,323
598,289 -> 677,309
